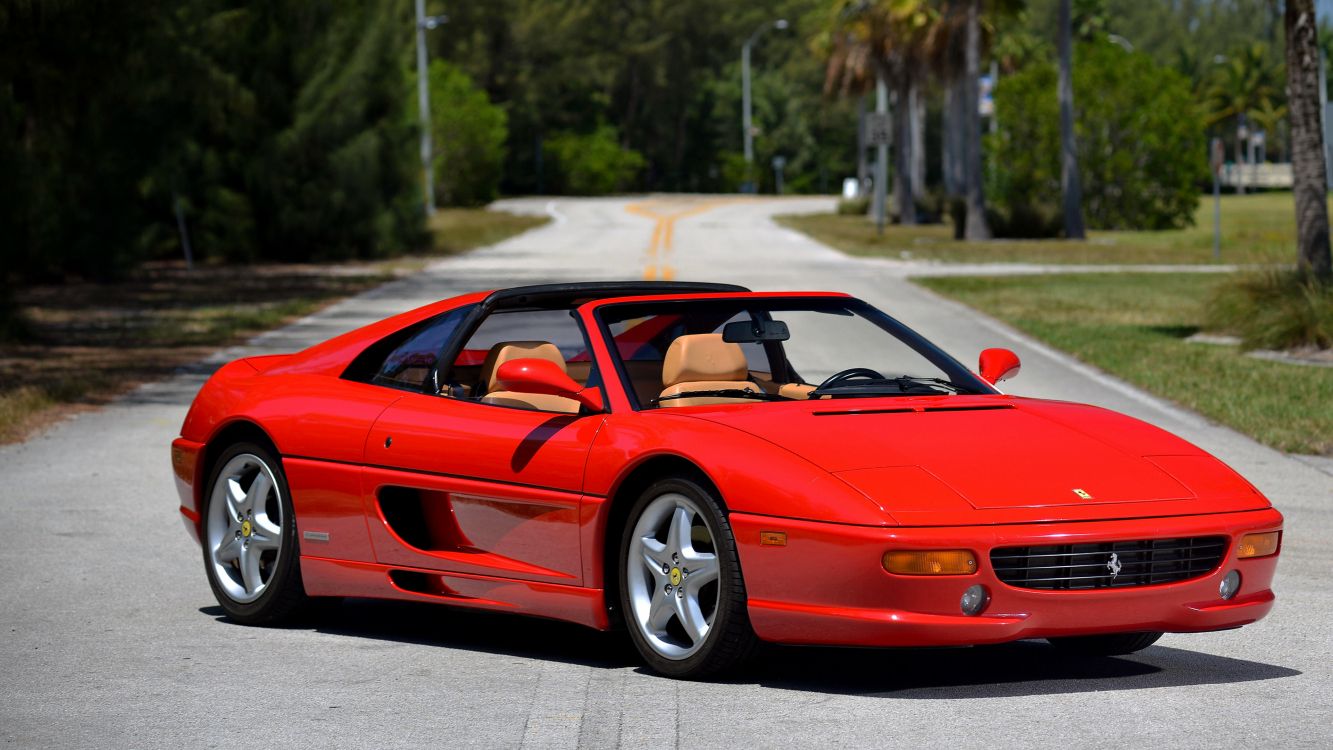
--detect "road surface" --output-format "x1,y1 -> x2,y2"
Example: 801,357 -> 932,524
2,196 -> 1329,748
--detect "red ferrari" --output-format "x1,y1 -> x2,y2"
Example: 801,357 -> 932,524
172,282 -> 1283,678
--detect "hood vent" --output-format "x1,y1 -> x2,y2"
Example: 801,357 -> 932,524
813,404 -> 1014,417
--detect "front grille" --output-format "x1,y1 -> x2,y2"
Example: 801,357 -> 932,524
990,536 -> 1228,590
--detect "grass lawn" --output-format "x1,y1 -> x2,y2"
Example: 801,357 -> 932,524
0,207 -> 547,444
780,192 -> 1321,265
427,207 -> 548,255
915,273 -> 1333,456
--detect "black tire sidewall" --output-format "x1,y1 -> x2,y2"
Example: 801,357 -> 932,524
201,441 -> 305,624
618,476 -> 755,679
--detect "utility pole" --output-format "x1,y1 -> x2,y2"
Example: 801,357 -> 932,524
874,74 -> 889,235
742,18 -> 788,193
415,1 -> 447,216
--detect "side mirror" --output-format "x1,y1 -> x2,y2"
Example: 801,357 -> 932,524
494,358 -> 604,412
978,348 -> 1021,385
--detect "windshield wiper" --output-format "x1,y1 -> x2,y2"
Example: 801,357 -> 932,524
811,376 -> 968,398
652,389 -> 787,405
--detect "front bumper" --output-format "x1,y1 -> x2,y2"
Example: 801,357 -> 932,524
731,508 -> 1282,647
172,437 -> 206,545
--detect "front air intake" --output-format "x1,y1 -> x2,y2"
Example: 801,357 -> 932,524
990,536 -> 1228,590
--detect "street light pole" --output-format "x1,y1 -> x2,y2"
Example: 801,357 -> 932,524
741,18 -> 788,193
415,1 -> 447,217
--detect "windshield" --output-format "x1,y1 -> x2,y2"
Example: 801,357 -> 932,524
596,297 -> 992,409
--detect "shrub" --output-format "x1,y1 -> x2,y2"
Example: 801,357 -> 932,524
428,61 -> 508,206
547,125 -> 645,195
1206,270 -> 1333,351
987,41 -> 1207,234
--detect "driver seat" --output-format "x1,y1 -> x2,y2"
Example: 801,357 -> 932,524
478,341 -> 581,414
658,334 -> 760,407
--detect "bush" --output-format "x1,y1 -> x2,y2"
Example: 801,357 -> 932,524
1206,270 -> 1333,351
547,125 -> 645,195
428,61 -> 508,206
987,41 -> 1207,234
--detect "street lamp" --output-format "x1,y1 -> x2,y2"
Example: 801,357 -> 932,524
741,18 -> 788,193
415,0 -> 448,216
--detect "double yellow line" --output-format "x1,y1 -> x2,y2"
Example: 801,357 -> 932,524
625,198 -> 732,281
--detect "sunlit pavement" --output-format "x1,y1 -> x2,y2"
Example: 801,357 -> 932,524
1,195 -> 1328,748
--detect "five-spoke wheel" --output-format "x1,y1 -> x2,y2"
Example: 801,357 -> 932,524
619,476 -> 757,678
202,442 -> 309,623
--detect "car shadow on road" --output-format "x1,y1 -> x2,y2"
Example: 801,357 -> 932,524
741,640 -> 1301,698
201,599 -> 1300,698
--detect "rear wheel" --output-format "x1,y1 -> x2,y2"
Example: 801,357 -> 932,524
1048,631 -> 1163,656
619,476 -> 758,679
202,442 -> 309,624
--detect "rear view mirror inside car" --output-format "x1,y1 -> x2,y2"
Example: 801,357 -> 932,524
722,319 -> 790,342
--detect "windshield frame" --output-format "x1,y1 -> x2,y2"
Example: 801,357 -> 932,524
591,294 -> 996,411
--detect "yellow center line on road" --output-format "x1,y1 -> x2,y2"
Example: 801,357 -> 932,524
625,198 -> 746,281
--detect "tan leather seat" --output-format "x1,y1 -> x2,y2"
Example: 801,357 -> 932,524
657,334 -> 760,407
778,383 -> 817,400
478,341 -> 581,414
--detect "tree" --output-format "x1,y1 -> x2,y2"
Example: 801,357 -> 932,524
822,0 -> 937,225
427,61 -> 508,206
1202,42 -> 1284,193
1286,0 -> 1333,279
988,41 -> 1205,232
963,0 -> 992,238
1057,0 -> 1084,238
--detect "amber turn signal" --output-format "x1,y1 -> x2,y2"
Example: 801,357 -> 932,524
882,550 -> 978,575
1237,531 -> 1280,559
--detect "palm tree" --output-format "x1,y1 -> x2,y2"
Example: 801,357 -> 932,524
1057,0 -> 1083,239
1202,42 -> 1283,194
962,0 -> 991,239
824,0 -> 935,226
1285,0 -> 1332,278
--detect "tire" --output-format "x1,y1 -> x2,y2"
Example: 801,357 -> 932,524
1047,630 -> 1164,656
618,476 -> 758,679
201,441 -> 310,624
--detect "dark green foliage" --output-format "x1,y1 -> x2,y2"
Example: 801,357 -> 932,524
428,61 -> 508,206
547,126 -> 646,195
1206,270 -> 1333,351
1,0 -> 423,280
987,41 -> 1207,234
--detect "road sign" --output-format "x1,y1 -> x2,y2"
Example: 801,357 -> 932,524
865,113 -> 891,146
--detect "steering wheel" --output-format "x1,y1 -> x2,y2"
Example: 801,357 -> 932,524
817,367 -> 886,391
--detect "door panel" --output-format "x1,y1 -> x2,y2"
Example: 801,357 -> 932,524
363,393 -> 604,583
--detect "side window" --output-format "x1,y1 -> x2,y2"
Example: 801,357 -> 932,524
370,307 -> 470,390
450,308 -> 595,394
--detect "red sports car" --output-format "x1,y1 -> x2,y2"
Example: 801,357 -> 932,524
172,282 -> 1283,678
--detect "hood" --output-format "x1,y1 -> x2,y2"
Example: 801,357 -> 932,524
678,396 -> 1268,524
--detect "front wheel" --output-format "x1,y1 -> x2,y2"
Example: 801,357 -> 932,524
619,477 -> 758,679
1048,631 -> 1163,656
202,442 -> 309,624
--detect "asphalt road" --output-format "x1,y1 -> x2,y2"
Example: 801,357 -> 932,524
2,196 -> 1330,749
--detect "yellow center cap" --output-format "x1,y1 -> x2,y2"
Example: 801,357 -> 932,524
670,567 -> 682,586
241,519 -> 252,538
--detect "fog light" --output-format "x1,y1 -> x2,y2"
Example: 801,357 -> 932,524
960,584 -> 989,616
1219,570 -> 1241,600
1237,531 -> 1280,559
882,550 -> 978,575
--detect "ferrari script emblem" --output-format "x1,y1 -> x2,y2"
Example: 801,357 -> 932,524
1072,488 -> 1093,500
669,567 -> 682,586
1106,552 -> 1122,580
